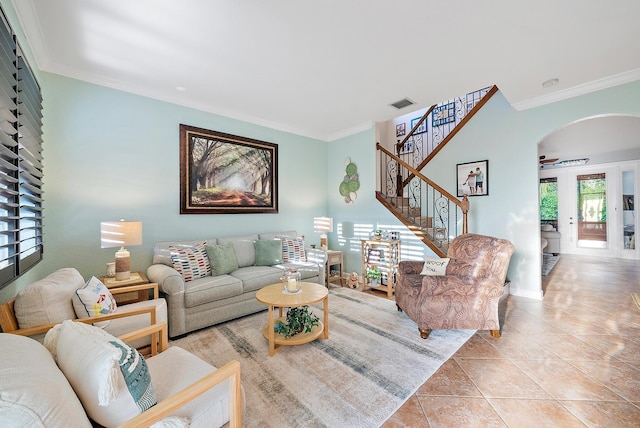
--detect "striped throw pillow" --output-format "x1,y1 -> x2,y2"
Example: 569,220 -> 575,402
277,236 -> 306,263
169,242 -> 211,282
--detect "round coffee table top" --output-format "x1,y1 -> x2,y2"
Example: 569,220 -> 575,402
256,281 -> 328,307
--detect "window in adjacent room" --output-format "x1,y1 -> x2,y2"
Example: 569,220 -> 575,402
539,177 -> 558,230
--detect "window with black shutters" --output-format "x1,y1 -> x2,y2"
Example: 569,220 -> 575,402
0,8 -> 43,288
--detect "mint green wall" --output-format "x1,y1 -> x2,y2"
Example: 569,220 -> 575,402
328,81 -> 640,299
0,73 -> 328,302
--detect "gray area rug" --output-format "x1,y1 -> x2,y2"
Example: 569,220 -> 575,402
542,254 -> 560,276
171,287 -> 475,427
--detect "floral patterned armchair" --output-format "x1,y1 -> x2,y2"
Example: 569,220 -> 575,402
396,233 -> 515,339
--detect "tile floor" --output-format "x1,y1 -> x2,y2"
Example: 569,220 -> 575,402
381,254 -> 640,427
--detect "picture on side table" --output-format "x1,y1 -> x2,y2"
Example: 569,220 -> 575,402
180,124 -> 278,214
456,159 -> 488,197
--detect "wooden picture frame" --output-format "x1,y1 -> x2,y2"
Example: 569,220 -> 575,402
456,159 -> 488,197
180,124 -> 278,214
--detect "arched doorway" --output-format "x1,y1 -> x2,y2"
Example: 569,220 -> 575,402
538,114 -> 640,260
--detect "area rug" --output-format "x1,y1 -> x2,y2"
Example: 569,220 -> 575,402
170,287 -> 475,427
542,254 -> 560,276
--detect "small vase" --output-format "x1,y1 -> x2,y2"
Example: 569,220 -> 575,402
106,262 -> 116,278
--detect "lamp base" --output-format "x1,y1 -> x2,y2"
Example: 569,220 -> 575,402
115,247 -> 131,281
320,233 -> 327,249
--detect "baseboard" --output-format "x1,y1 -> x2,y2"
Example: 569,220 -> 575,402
509,286 -> 544,300
499,281 -> 511,301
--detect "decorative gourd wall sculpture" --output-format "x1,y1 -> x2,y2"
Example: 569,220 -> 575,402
339,157 -> 359,205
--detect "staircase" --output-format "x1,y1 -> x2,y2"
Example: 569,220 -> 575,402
375,85 -> 498,256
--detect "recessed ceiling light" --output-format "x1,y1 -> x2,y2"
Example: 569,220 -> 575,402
542,78 -> 559,88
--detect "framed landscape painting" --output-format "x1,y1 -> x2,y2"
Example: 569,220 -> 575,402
180,124 -> 278,214
456,159 -> 488,197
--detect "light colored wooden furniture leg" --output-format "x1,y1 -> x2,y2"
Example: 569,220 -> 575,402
322,295 -> 329,339
490,329 -> 501,338
268,305 -> 277,356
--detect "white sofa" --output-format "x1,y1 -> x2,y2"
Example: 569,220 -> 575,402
0,268 -> 167,349
147,230 -> 327,338
0,322 -> 242,427
541,224 -> 561,255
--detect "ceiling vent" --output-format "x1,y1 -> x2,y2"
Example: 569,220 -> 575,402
390,98 -> 414,109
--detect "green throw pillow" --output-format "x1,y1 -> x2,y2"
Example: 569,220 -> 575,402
254,239 -> 283,266
206,242 -> 239,276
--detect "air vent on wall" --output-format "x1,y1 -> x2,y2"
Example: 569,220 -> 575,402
390,98 -> 414,109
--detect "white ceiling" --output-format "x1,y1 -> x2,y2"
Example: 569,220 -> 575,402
12,0 -> 640,141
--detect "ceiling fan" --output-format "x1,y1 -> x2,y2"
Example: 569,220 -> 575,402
539,155 -> 559,166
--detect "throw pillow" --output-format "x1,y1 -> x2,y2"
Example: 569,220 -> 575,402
45,320 -> 157,427
277,236 -> 306,262
206,242 -> 239,276
420,256 -> 450,276
169,242 -> 211,282
72,276 -> 117,328
254,239 -> 283,266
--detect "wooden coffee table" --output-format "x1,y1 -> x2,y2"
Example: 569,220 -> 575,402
256,282 -> 329,356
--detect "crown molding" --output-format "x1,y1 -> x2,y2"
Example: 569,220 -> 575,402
512,68 -> 640,111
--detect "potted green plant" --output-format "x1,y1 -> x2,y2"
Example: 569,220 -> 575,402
371,229 -> 384,240
366,266 -> 382,285
274,306 -> 320,338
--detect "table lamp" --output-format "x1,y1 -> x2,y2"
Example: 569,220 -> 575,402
313,217 -> 333,249
100,219 -> 142,281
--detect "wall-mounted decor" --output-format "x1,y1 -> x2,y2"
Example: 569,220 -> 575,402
456,159 -> 488,197
410,117 -> 427,134
339,157 -> 359,205
432,101 -> 456,127
395,123 -> 405,137
180,124 -> 278,214
398,140 -> 414,155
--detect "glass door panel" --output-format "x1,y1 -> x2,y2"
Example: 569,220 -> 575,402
622,170 -> 635,250
577,173 -> 607,248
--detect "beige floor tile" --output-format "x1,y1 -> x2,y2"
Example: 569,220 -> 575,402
387,255 -> 640,426
456,358 -> 552,399
531,334 -> 613,361
572,334 -> 640,363
488,398 -> 586,428
569,360 -> 640,403
560,400 -> 640,427
450,333 -> 507,359
484,332 -> 561,360
416,359 -> 482,397
512,359 -> 623,401
418,396 -> 507,428
381,395 -> 429,428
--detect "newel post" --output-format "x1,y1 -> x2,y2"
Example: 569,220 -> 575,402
461,195 -> 469,234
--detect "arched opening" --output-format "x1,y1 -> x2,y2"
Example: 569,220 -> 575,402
538,115 -> 640,270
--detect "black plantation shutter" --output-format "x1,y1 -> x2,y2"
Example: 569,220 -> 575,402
17,55 -> 43,275
0,8 -> 43,288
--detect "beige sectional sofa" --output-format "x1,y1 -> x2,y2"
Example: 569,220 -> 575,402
147,231 -> 326,338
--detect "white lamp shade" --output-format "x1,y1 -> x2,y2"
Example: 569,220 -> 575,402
313,217 -> 333,233
100,221 -> 142,249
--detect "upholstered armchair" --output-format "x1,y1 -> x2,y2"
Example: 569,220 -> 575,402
396,233 -> 515,339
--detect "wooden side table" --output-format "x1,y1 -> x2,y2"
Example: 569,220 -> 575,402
100,271 -> 150,304
326,250 -> 344,287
